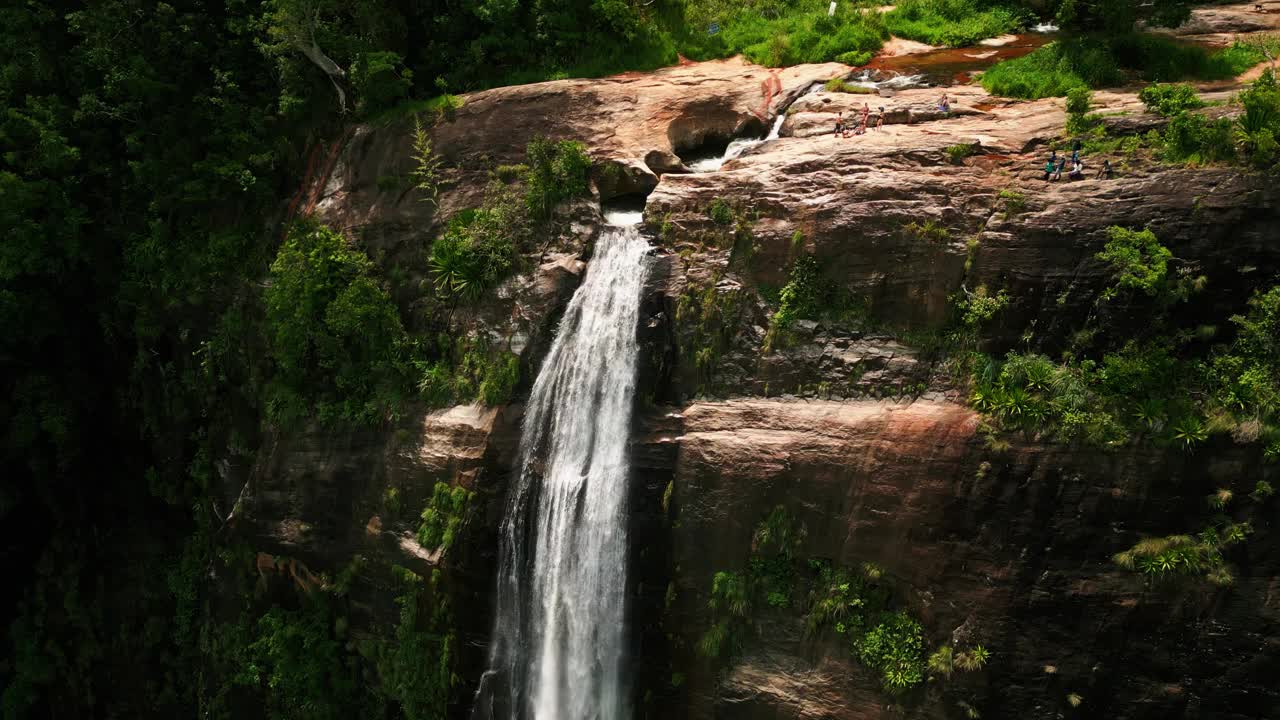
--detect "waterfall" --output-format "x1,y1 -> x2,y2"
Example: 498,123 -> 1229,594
687,83 -> 822,172
473,215 -> 652,720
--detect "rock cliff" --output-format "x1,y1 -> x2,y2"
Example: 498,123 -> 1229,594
237,19 -> 1279,719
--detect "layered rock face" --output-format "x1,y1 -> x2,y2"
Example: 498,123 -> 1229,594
645,400 -> 1277,719
239,22 -> 1280,720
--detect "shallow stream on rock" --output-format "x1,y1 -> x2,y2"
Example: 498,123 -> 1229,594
683,81 -> 823,172
864,32 -> 1053,87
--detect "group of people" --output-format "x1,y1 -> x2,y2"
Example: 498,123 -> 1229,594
833,103 -> 885,137
1042,139 -> 1113,181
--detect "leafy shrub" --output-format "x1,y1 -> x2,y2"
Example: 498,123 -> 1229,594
1236,69 -> 1280,168
982,40 -> 1111,99
997,189 -> 1026,217
1066,86 -> 1093,116
698,570 -> 751,658
1203,286 -> 1280,421
416,336 -> 521,407
524,137 -> 592,220
265,221 -> 410,424
884,0 -> 1028,48
1096,226 -> 1172,300
1160,113 -> 1236,164
1138,83 -> 1205,116
958,285 -> 1010,330
708,197 -> 735,225
429,189 -> 525,301
417,482 -> 474,553
708,4 -> 889,68
855,612 -> 926,692
350,51 -> 413,115
236,603 -> 364,719
766,255 -> 826,350
984,35 -> 1258,99
945,144 -> 977,164
835,50 -> 874,66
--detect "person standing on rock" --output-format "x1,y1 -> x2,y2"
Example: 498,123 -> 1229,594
834,112 -> 846,137
1053,156 -> 1067,181
876,106 -> 885,131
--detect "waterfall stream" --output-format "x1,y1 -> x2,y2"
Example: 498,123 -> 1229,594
473,213 -> 652,720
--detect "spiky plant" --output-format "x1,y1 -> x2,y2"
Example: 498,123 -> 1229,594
956,644 -> 991,671
928,645 -> 955,678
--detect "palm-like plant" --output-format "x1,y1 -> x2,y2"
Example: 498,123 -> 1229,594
956,644 -> 990,671
1133,397 -> 1166,432
928,645 -> 955,678
1171,415 -> 1208,449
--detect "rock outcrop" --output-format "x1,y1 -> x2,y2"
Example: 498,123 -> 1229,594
239,16 -> 1280,718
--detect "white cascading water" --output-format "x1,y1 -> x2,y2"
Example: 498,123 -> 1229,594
473,210 -> 651,720
688,83 -> 821,172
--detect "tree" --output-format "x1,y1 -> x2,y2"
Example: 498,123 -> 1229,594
1051,0 -> 1193,35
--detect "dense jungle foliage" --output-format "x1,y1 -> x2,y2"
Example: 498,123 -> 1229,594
0,0 -> 1235,717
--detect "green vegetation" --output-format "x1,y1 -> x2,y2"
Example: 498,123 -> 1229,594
903,219 -> 953,243
825,77 -> 875,93
856,612 -> 926,691
265,220 -> 414,425
885,0 -> 1029,48
697,570 -> 751,658
1166,69 -> 1280,169
983,36 -> 1265,100
946,144 -> 978,165
699,507 -> 981,695
928,644 -> 991,678
676,281 -> 750,395
1138,83 -> 1205,117
684,2 -> 889,68
524,138 -> 592,220
410,117 -> 445,205
417,483 -> 474,554
429,198 -> 524,301
966,224 -> 1280,450
1073,71 -> 1280,170
1112,522 -> 1252,586
771,256 -> 825,332
708,197 -> 736,225
1095,227 -> 1172,300
416,336 -> 521,407
428,137 -> 590,303
997,189 -> 1027,218
373,568 -> 457,719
